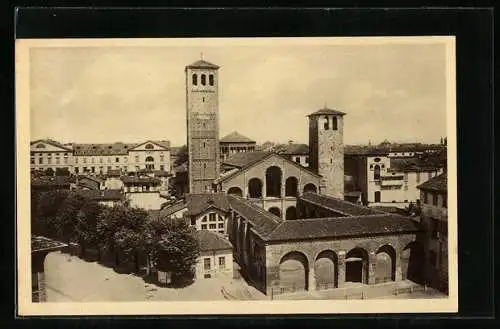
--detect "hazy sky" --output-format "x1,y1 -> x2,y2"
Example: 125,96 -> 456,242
29,38 -> 449,146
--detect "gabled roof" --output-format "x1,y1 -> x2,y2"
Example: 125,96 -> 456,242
278,143 -> 309,155
300,192 -> 385,216
160,201 -> 188,217
185,59 -> 220,70
74,189 -> 124,201
218,152 -> 321,184
417,172 -> 447,192
128,140 -> 170,151
195,230 -> 232,252
30,139 -> 73,151
185,193 -> 231,216
308,107 -> 346,117
344,145 -> 390,156
220,131 -> 256,144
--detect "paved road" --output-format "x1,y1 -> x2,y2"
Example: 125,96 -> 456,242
44,251 -> 243,302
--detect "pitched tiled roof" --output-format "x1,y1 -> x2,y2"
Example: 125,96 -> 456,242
186,59 -> 220,70
344,145 -> 390,156
220,131 -> 256,144
130,140 -> 171,150
74,189 -> 124,201
417,172 -> 447,192
185,193 -> 230,216
300,192 -> 385,216
195,230 -> 232,252
121,176 -> 161,185
32,235 -> 67,253
30,139 -> 73,151
308,107 -> 346,117
72,142 -> 134,156
266,214 -> 421,241
278,143 -> 309,155
160,201 -> 188,217
389,157 -> 443,173
226,195 -> 282,239
31,176 -> 72,187
223,151 -> 272,169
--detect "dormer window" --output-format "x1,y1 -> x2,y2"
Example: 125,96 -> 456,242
209,74 -> 214,86
192,74 -> 198,85
201,74 -> 206,86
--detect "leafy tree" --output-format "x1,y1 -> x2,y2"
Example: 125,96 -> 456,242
151,217 -> 200,284
75,201 -> 104,256
55,193 -> 87,243
44,168 -> 54,176
55,167 -> 71,176
174,145 -> 188,167
34,190 -> 70,238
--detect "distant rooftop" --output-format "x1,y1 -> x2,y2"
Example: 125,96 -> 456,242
185,193 -> 231,216
278,143 -> 309,155
185,59 -> 220,70
220,131 -> 256,144
196,230 -> 232,252
417,172 -> 447,192
308,107 -> 346,117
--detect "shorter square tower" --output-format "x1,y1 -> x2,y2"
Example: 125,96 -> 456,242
308,107 -> 346,199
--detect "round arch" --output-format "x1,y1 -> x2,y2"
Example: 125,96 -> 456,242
402,241 -> 425,284
145,156 -> 154,162
285,206 -> 297,220
266,166 -> 282,197
268,207 -> 281,218
345,247 -> 369,284
375,245 -> 397,283
248,178 -> 263,198
314,250 -> 338,290
303,183 -> 317,194
279,251 -> 309,292
285,176 -> 298,197
227,186 -> 243,197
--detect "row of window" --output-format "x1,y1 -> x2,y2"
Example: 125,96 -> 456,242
423,191 -> 447,208
73,164 -> 165,174
33,157 -> 69,165
32,152 -> 70,156
192,73 -> 215,86
201,223 -> 225,230
73,155 -> 166,164
203,256 -> 225,270
294,156 -> 309,164
201,213 -> 224,222
323,116 -> 339,131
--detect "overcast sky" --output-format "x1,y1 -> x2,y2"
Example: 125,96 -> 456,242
29,38 -> 449,146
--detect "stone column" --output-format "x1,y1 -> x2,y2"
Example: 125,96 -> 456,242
262,177 -> 267,198
368,252 -> 377,285
308,266 -> 316,291
395,250 -> 403,281
337,250 -> 346,288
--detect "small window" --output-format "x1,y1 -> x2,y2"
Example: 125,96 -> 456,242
203,258 -> 211,270
201,224 -> 207,230
323,116 -> 329,130
201,74 -> 206,86
295,157 -> 300,163
160,165 -> 164,171
160,155 -> 164,161
209,213 -> 216,221
202,97 -> 205,102
145,144 -> 154,149
192,74 -> 198,85
135,156 -> 139,162
432,193 -> 438,206
115,157 -> 119,163
442,194 -> 447,208
39,158 -> 43,164
209,74 -> 214,86
218,256 -> 225,269
209,224 -> 216,229
331,116 -> 338,130
30,157 -> 35,164
218,223 -> 224,229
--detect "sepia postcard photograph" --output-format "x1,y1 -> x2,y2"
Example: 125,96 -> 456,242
16,36 -> 458,315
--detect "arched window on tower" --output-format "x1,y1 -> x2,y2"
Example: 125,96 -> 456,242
332,116 -> 338,130
209,74 -> 214,86
323,116 -> 329,130
192,74 -> 198,85
201,74 -> 206,86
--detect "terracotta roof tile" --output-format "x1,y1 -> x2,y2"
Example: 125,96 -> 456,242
220,131 -> 256,144
308,107 -> 346,117
300,192 -> 385,216
278,143 -> 309,155
417,172 -> 447,192
196,230 -> 232,251
186,59 -> 220,69
185,193 -> 230,216
74,189 -> 124,201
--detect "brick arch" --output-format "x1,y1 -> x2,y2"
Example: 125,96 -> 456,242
314,250 -> 338,290
266,166 -> 282,197
279,251 -> 309,292
285,176 -> 298,197
345,247 -> 370,284
248,177 -> 263,198
375,244 -> 397,283
227,186 -> 243,197
303,183 -> 317,193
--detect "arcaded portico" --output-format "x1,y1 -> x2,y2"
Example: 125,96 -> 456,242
226,193 -> 423,296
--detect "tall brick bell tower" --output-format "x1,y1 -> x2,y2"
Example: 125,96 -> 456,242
308,106 -> 346,199
185,56 -> 220,194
